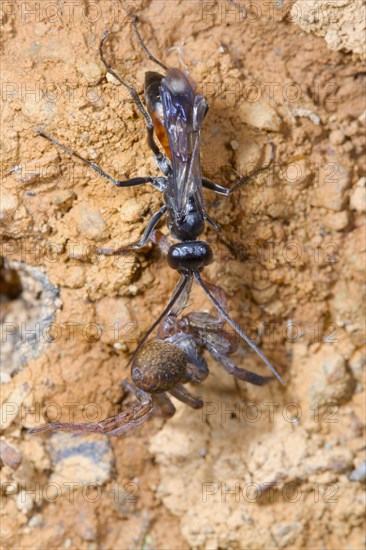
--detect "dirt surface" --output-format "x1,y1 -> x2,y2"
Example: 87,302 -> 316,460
1,1 -> 365,549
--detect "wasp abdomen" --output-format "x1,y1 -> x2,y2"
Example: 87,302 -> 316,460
145,71 -> 171,158
167,241 -> 213,273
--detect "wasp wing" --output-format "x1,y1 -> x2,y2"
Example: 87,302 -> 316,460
160,68 -> 208,221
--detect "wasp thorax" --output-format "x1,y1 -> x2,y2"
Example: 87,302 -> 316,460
131,341 -> 187,393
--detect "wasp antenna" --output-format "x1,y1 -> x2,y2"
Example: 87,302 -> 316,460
99,30 -> 112,65
101,29 -> 109,43
194,271 -> 285,385
132,15 -> 168,72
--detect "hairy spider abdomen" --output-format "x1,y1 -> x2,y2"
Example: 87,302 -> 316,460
167,241 -> 213,273
131,341 -> 187,393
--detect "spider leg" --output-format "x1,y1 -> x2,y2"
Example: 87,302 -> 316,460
169,384 -> 203,409
122,379 -> 152,404
29,397 -> 153,437
170,334 -> 209,383
185,361 -> 209,383
152,393 -> 176,418
150,229 -> 174,255
103,402 -> 154,436
123,381 -> 176,419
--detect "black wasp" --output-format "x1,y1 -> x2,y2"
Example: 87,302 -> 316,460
32,16 -> 284,436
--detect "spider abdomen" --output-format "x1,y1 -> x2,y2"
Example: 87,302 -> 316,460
131,341 -> 187,393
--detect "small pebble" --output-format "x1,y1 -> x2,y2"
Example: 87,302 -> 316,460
53,189 -> 76,208
0,440 -> 22,470
0,372 -> 11,384
272,522 -> 303,547
119,198 -> 147,223
329,130 -> 345,145
349,461 -> 366,482
313,351 -> 355,404
323,211 -> 349,231
350,186 -> 365,212
63,266 -> 86,289
77,62 -> 105,84
106,72 -> 121,85
16,490 -> 34,514
240,101 -> 282,132
28,515 -> 41,527
75,207 -> 107,240
0,188 -> 18,219
49,433 -> 113,485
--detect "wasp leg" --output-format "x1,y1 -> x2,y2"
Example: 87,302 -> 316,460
99,31 -> 171,176
96,205 -> 167,256
194,271 -> 285,385
202,178 -> 232,196
202,142 -> 275,196
206,343 -> 273,386
169,384 -> 203,409
127,274 -> 192,372
36,130 -> 156,189
197,278 -> 229,315
205,214 -> 222,232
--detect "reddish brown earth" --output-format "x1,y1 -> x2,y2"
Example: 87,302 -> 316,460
1,1 -> 365,549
